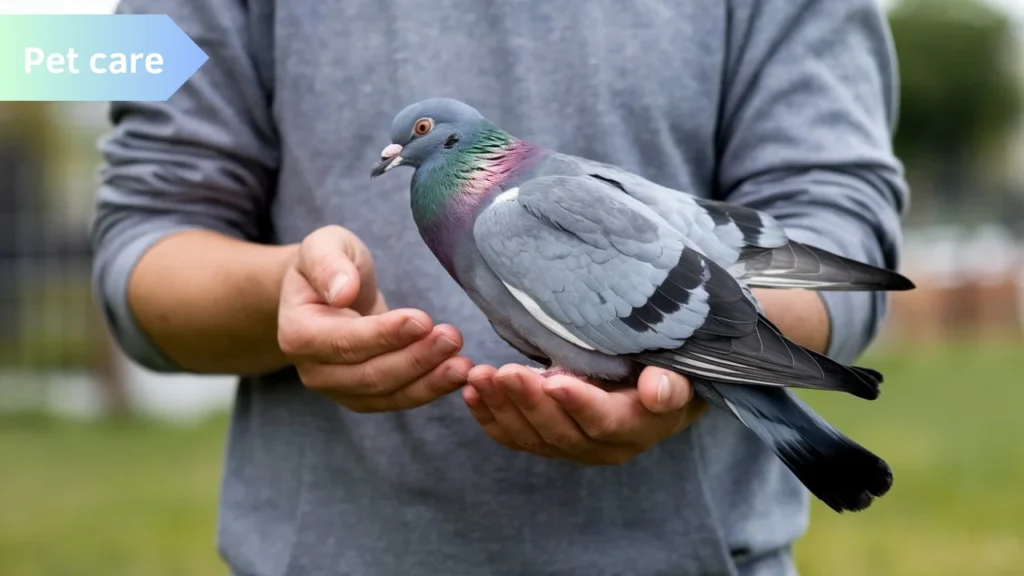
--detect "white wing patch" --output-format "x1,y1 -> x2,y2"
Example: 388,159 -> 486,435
493,187 -> 520,205
502,281 -> 596,351
743,275 -> 844,289
668,353 -> 783,388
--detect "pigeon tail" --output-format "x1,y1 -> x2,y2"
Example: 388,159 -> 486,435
693,379 -> 893,513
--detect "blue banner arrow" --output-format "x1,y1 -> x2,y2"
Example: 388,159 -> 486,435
0,15 -> 209,101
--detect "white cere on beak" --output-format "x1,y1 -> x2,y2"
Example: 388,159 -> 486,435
381,143 -> 403,160
380,143 -> 404,172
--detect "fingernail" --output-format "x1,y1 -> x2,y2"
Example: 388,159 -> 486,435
326,273 -> 350,303
657,375 -> 672,407
400,317 -> 428,339
434,335 -> 460,355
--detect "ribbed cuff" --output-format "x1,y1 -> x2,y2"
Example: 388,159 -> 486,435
94,226 -> 200,373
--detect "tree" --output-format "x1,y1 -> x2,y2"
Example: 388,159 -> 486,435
888,0 -> 1021,212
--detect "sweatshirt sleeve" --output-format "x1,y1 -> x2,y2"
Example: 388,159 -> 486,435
717,0 -> 909,363
90,0 -> 278,372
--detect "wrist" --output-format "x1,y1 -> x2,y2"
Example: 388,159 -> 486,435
269,243 -> 301,302
229,242 -> 300,375
750,288 -> 830,354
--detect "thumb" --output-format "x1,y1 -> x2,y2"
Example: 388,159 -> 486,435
296,225 -> 379,313
637,367 -> 694,414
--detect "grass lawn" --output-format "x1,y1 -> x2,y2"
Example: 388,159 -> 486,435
0,415 -> 227,576
794,339 -> 1024,576
0,340 -> 1021,575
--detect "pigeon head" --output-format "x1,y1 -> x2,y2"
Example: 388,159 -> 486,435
370,98 -> 486,178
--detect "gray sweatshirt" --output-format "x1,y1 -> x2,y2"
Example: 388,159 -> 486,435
92,1 -> 907,574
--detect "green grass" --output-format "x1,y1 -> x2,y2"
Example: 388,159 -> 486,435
0,340 -> 1021,575
795,339 -> 1024,575
0,415 -> 228,576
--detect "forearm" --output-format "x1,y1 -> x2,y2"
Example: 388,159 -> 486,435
752,288 -> 830,354
730,177 -> 897,363
128,230 -> 297,375
89,0 -> 285,375
718,0 -> 907,362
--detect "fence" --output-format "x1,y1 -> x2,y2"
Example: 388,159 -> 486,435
882,225 -> 1024,345
0,103 -> 127,415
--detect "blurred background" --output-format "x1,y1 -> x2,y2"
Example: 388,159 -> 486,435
1,0 -> 1022,574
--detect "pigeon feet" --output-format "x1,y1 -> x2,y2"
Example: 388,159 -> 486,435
530,365 -> 573,379
528,365 -> 635,390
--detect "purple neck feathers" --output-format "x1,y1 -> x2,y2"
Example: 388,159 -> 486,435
416,138 -> 545,277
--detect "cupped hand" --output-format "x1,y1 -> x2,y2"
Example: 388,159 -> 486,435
278,225 -> 472,412
463,364 -> 707,465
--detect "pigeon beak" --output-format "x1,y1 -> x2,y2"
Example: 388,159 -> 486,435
371,144 -> 404,178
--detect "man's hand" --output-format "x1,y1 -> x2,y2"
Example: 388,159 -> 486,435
463,364 -> 706,465
278,226 -> 472,412
461,289 -> 830,464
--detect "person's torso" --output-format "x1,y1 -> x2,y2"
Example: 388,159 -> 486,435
220,2 -> 807,574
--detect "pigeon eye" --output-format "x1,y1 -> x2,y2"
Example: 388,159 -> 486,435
413,118 -> 434,136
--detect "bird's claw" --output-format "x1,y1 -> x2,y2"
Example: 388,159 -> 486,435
529,365 -> 574,379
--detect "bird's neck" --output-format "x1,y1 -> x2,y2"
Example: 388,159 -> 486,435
411,124 -> 544,274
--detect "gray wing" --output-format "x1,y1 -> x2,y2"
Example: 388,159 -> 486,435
473,175 -> 757,356
473,175 -> 881,399
564,156 -> 913,291
565,156 -> 787,262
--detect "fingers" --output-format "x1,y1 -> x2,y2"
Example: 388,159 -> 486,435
462,381 -> 496,425
636,367 -> 694,414
281,226 -> 463,415
293,225 -> 378,313
469,365 -> 561,457
279,307 -> 434,363
280,263 -> 332,309
463,373 -> 522,450
299,324 -> 464,396
496,366 -> 590,450
338,355 -> 473,413
542,374 -> 685,448
501,368 -> 642,465
634,366 -> 708,428
465,367 -> 525,450
466,366 -> 634,464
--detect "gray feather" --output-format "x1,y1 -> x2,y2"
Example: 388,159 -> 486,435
542,154 -> 912,291
474,175 -> 725,355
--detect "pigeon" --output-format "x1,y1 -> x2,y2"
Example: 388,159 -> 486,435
370,98 -> 915,513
